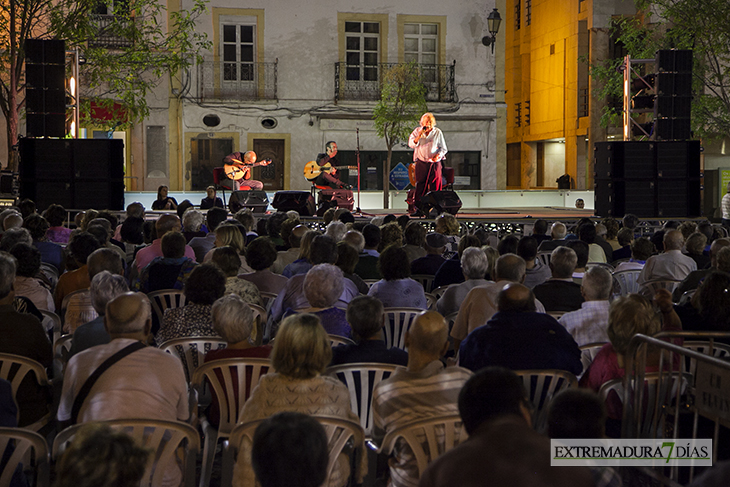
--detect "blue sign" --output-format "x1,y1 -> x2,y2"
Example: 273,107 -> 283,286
389,162 -> 411,191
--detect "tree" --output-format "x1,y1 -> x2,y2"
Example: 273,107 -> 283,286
0,0 -> 210,170
586,0 -> 730,140
373,62 -> 428,209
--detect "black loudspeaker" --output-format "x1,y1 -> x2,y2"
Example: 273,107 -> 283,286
656,140 -> 701,179
19,138 -> 125,210
420,190 -> 462,216
316,189 -> 354,216
25,39 -> 66,138
228,190 -> 269,214
594,142 -> 655,180
271,191 -> 316,216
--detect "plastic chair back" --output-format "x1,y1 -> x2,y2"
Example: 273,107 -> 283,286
612,269 -> 641,296
0,427 -> 50,487
160,338 -> 227,382
411,275 -> 434,293
382,308 -> 423,350
515,369 -> 578,432
329,335 -> 356,347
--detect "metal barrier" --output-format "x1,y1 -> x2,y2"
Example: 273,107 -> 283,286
620,332 -> 730,484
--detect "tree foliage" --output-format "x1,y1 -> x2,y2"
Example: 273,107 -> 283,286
0,0 -> 210,168
373,62 -> 428,208
586,0 -> 730,140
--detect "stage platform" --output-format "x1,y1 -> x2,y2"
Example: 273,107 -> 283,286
125,189 -> 597,221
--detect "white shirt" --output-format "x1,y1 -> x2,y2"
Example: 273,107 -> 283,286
408,126 -> 447,162
723,192 -> 730,220
559,300 -> 610,347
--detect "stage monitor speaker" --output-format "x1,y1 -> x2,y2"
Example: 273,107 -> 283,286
271,190 -> 316,216
595,180 -> 657,218
228,190 -> 269,214
316,189 -> 354,216
420,190 -> 462,216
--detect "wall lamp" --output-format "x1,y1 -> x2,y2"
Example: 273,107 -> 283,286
481,8 -> 502,54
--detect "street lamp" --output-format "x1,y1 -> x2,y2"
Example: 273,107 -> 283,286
481,8 -> 502,54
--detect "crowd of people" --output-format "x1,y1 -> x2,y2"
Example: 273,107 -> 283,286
1,199 -> 729,486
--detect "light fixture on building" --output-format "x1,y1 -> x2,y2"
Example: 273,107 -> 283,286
481,8 -> 502,54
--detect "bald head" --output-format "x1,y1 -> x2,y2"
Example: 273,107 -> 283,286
494,254 -> 526,283
104,292 -> 152,335
155,214 -> 182,238
497,283 -> 536,312
290,224 -> 308,248
406,311 -> 448,356
663,230 -> 684,251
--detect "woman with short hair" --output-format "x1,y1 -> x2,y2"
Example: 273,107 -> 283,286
368,245 -> 427,309
233,313 -> 364,487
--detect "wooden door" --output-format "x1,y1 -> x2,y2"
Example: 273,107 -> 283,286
252,139 -> 285,190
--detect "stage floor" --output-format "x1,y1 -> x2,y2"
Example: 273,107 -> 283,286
357,206 -> 596,220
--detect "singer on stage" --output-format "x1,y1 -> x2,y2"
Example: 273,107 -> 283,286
408,112 -> 448,213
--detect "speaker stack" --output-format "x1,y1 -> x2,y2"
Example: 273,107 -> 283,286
228,190 -> 269,214
19,138 -> 125,210
271,191 -> 316,216
25,39 -> 66,138
594,141 -> 700,218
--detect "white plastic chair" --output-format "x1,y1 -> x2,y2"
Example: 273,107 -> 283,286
612,269 -> 641,296
537,251 -> 552,267
39,309 -> 61,344
579,342 -> 608,378
0,353 -> 51,432
430,285 -> 452,301
329,335 -> 356,347
377,414 -> 467,483
411,274 -> 434,293
248,304 -> 267,346
327,363 -> 398,439
159,337 -> 227,382
382,308 -> 423,350
515,369 -> 578,432
53,419 -> 200,487
190,358 -> 271,487
222,415 -> 365,487
424,293 -> 437,310
53,334 -> 73,379
638,279 -> 682,299
0,427 -> 50,487
147,289 -> 187,326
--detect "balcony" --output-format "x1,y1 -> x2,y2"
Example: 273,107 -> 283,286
88,14 -> 133,49
198,57 -> 278,102
334,61 -> 455,103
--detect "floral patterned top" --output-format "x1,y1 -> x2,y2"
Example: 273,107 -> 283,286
156,303 -> 219,345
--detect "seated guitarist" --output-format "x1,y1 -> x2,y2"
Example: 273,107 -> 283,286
223,150 -> 264,191
314,141 -> 350,189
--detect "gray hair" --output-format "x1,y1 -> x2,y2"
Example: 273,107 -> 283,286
3,213 -> 22,230
551,222 -> 567,239
494,253 -> 526,283
325,221 -> 347,242
286,210 -> 300,221
0,228 -> 32,252
304,264 -> 344,308
663,230 -> 684,251
212,294 -> 254,344
0,252 -> 17,299
582,266 -> 613,301
343,230 -> 365,253
90,271 -> 130,314
461,247 -> 488,280
182,208 -> 204,232
550,246 -> 578,278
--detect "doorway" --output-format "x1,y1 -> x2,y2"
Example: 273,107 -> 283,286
252,138 -> 285,190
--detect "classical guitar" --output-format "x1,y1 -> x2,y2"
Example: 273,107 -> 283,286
303,161 -> 358,181
224,159 -> 272,181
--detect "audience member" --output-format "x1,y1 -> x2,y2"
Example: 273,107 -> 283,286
281,229 -> 318,278
531,219 -> 551,245
9,243 -> 54,311
133,214 -> 195,273
637,229 -> 697,285
23,214 -> 64,274
459,283 -> 582,374
433,235 -> 482,289
451,254 -> 545,352
579,222 -> 608,263
602,217 -> 621,251
181,208 -> 206,242
614,236 -> 655,272
132,231 -> 197,293
53,232 -> 100,310
402,222 -> 427,263
369,245 -> 427,309
335,241 -> 369,294
434,213 -> 460,254
533,246 -> 584,312
672,240 -> 730,301
0,251 -> 52,427
151,185 -> 178,210
211,246 -> 262,306
497,234 -> 519,255
419,367 -> 593,487
436,247 -> 489,317
379,222 -> 404,252
233,313 -> 365,487
686,232 -> 710,269
330,295 -> 408,366
353,224 -> 382,279
44,204 -> 72,244
566,239 -> 589,283
295,264 -> 351,337
517,235 -> 551,288
373,311 -> 472,487
410,233 -> 447,276
189,207 -> 229,262
69,271 -> 129,357
201,185 -> 224,209
156,264 -> 227,344
612,227 -> 634,262
537,221 -> 567,252
239,237 -> 289,295
54,422 -> 150,487
558,266 -> 613,346
251,412 -> 329,487
271,223 -> 306,274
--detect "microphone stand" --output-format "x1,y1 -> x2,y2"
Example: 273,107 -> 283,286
355,128 -> 361,214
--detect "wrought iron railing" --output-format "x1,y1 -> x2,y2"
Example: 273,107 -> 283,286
334,61 -> 455,103
198,57 -> 277,101
88,14 -> 133,49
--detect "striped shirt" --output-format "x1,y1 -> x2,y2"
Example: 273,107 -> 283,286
372,361 -> 472,487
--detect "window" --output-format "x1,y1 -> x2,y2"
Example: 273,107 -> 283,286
515,0 -> 521,30
222,24 -> 255,82
404,23 -> 438,82
345,21 -> 380,82
525,0 -> 531,26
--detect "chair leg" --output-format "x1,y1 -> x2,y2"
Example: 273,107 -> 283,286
199,425 -> 219,487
